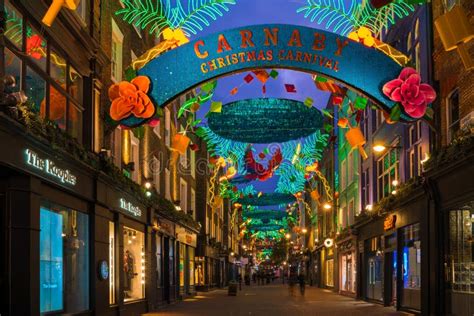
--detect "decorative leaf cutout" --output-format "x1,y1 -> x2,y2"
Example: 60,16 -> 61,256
116,0 -> 236,37
296,0 -> 359,35
356,0 -> 416,34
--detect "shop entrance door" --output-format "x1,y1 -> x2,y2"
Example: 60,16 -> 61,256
384,251 -> 397,306
367,254 -> 383,301
163,237 -> 170,302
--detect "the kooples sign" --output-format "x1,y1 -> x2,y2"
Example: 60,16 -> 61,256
194,27 -> 348,74
25,149 -> 77,185
119,198 -> 142,217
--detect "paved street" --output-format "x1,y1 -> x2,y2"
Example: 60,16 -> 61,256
146,283 -> 413,316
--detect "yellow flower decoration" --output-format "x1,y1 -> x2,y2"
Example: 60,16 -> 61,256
348,27 -> 375,47
162,27 -> 189,46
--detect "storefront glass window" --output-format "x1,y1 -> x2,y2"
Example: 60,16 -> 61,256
169,240 -> 175,286
39,203 -> 89,313
123,227 -> 145,301
189,247 -> 195,286
50,49 -> 66,86
326,259 -> 334,287
26,24 -> 47,70
26,67 -> 46,115
179,244 -> 185,287
448,204 -> 474,294
401,223 -> 421,310
49,84 -> 67,130
341,252 -> 355,292
109,222 -> 115,305
156,235 -> 162,288
4,0 -> 23,48
4,49 -> 21,93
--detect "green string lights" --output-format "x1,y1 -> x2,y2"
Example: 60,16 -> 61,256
116,0 -> 237,37
297,0 -> 416,36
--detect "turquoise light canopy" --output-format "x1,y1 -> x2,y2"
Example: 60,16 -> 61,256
207,98 -> 323,143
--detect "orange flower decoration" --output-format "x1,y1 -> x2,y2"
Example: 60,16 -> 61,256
108,76 -> 155,121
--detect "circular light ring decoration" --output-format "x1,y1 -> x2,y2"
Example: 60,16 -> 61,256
324,238 -> 334,248
237,193 -> 296,206
207,98 -> 323,143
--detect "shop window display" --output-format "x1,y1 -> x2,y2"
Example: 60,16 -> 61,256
123,227 -> 145,301
189,247 -> 195,287
109,222 -> 116,305
179,244 -> 186,287
341,253 -> 355,292
326,259 -> 334,287
156,235 -> 162,288
39,202 -> 89,313
401,223 -> 421,310
448,203 -> 474,294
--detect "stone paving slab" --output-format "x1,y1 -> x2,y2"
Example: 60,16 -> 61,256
145,284 -> 415,316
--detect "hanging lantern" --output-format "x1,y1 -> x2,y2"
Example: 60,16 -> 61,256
42,0 -> 81,27
337,117 -> 349,128
345,127 -> 368,160
171,133 -> 190,154
434,5 -> 474,70
310,190 -> 320,201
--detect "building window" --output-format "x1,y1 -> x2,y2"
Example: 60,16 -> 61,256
447,203 -> 474,294
111,19 -> 123,82
109,221 -> 116,305
409,148 -> 416,179
348,199 -> 355,226
180,179 -> 187,212
111,127 -> 122,168
191,188 -> 196,220
152,156 -> 161,193
348,151 -> 354,184
326,259 -> 334,287
74,0 -> 88,24
341,159 -> 346,190
377,146 -> 399,201
189,247 -> 195,286
447,89 -> 460,142
40,202 -> 89,313
93,84 -> 102,153
153,120 -> 162,138
3,5 -> 84,141
443,0 -> 459,11
361,169 -> 369,212
123,227 -> 145,302
130,133 -> 140,183
165,108 -> 171,147
165,168 -> 171,200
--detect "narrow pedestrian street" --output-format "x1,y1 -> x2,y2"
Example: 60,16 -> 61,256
146,284 -> 413,316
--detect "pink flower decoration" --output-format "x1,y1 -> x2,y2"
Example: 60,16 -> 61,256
383,67 -> 436,118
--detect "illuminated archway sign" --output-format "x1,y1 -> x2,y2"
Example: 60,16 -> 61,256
137,24 -> 412,123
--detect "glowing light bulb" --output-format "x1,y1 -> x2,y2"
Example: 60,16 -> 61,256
373,144 -> 386,152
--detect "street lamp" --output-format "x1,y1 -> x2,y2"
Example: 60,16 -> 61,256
323,203 -> 332,210
285,233 -> 291,239
372,143 -> 401,153
302,228 -> 308,234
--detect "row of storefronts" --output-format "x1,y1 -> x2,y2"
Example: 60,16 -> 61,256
309,148 -> 474,315
0,115 -> 201,315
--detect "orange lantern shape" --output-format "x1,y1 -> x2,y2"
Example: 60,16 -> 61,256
310,190 -> 320,201
345,127 -> 368,160
42,0 -> 81,27
171,133 -> 190,155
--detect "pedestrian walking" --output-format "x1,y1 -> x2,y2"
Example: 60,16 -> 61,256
298,274 -> 305,296
238,273 -> 242,290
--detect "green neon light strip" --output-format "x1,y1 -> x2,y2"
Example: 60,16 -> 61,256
116,0 -> 237,37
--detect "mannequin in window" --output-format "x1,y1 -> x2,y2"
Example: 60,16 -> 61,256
124,250 -> 135,298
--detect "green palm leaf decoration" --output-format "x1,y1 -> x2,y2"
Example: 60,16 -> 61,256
356,0 -> 416,34
296,0 -> 360,35
297,0 -> 417,36
172,0 -> 237,36
116,0 -> 236,37
116,0 -> 173,34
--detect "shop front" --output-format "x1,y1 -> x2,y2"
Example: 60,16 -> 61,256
0,122 -> 96,315
426,151 -> 474,316
176,225 -> 198,297
356,191 -> 426,313
337,236 -> 357,296
94,176 -> 150,315
153,216 -> 176,306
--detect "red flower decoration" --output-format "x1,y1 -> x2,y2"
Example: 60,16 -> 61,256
27,35 -> 44,60
383,67 -> 436,118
